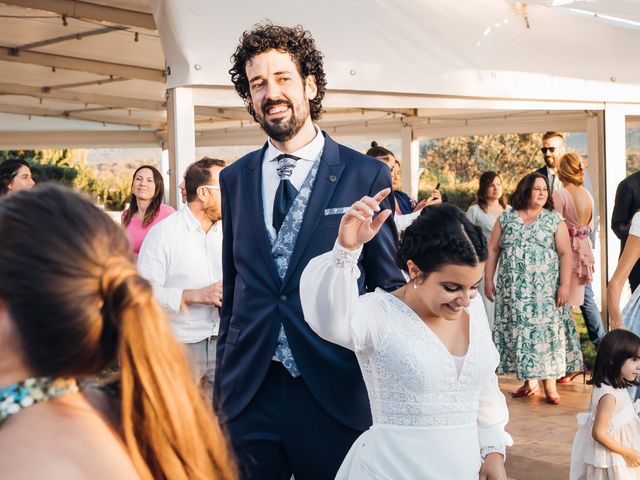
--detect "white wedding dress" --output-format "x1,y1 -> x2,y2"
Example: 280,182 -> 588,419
300,243 -> 513,479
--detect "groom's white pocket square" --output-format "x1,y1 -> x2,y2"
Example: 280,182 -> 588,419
324,207 -> 350,216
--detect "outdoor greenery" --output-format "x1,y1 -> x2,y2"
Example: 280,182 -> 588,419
416,133 -> 545,210
0,149 -> 148,210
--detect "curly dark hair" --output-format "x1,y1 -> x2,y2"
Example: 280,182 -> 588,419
510,173 -> 554,211
396,203 -> 487,276
229,23 -> 327,122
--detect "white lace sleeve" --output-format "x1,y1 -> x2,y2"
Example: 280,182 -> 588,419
477,374 -> 514,452
300,241 -> 388,352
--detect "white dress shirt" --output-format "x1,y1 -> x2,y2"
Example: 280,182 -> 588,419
547,167 -> 563,193
137,206 -> 222,343
261,128 -> 325,239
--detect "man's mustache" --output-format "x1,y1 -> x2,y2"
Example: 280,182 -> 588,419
261,99 -> 292,115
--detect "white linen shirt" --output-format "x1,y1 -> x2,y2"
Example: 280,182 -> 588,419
137,206 -> 222,343
261,127 -> 325,239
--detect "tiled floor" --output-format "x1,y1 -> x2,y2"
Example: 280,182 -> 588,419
500,375 -> 591,480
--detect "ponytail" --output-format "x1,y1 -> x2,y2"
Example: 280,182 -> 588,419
100,259 -> 236,480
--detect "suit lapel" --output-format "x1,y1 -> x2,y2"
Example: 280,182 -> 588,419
284,134 -> 345,285
243,144 -> 281,287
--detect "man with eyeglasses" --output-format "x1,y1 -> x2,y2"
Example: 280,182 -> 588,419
138,157 -> 226,400
533,131 -> 605,351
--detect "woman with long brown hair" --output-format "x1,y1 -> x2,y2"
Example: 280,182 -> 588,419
121,165 -> 174,255
0,185 -> 235,479
467,171 -> 508,328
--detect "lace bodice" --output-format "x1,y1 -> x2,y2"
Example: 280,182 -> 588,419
300,242 -> 511,449
355,290 -> 500,427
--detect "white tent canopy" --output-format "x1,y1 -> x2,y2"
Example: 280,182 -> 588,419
1,0 -> 640,317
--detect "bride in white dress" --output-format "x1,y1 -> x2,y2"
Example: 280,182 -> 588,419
300,189 -> 512,479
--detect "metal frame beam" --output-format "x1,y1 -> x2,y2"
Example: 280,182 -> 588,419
2,0 -> 156,30
0,46 -> 165,82
0,130 -> 162,148
0,81 -> 165,110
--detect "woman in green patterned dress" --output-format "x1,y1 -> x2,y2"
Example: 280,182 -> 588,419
484,173 -> 583,405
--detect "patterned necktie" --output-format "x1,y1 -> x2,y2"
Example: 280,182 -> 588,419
273,153 -> 300,233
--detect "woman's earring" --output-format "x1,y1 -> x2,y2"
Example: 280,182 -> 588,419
413,278 -> 418,290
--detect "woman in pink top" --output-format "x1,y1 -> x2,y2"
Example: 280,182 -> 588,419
121,165 -> 174,254
552,152 -> 595,307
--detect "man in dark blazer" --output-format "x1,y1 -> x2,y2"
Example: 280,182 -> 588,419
612,170 -> 640,292
533,131 -> 605,347
214,24 -> 405,480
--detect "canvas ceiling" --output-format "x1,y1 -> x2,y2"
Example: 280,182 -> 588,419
0,0 -> 638,149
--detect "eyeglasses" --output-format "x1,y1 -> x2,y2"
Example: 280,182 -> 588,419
201,185 -> 220,191
540,147 -> 556,154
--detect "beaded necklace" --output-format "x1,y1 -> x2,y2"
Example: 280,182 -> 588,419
0,377 -> 79,425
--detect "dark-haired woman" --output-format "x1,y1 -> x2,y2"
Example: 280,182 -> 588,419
467,172 -> 508,328
121,165 -> 174,255
0,185 -> 234,479
485,173 -> 583,405
0,159 -> 35,196
301,190 -> 512,479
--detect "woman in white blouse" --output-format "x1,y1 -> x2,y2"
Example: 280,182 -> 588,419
300,189 -> 512,480
467,171 -> 508,328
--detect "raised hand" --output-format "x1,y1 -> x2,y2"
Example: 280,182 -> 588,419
338,188 -> 392,250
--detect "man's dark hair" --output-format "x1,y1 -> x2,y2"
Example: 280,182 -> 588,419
229,23 -> 327,122
590,329 -> 640,389
510,173 -> 554,211
366,141 -> 395,160
185,157 -> 226,203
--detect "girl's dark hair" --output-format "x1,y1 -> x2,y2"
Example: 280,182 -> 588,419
397,203 -> 487,275
366,141 -> 395,159
230,23 -> 327,122
477,171 -> 507,211
0,159 -> 30,196
590,329 -> 640,389
510,172 -> 554,211
122,165 -> 165,228
0,184 -> 234,480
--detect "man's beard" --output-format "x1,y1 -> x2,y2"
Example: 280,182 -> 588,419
258,98 -> 310,142
205,204 -> 222,224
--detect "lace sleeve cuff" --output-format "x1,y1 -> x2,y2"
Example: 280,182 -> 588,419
332,241 -> 363,270
480,446 -> 506,461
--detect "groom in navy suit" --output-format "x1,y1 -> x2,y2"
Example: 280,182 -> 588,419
214,24 -> 405,479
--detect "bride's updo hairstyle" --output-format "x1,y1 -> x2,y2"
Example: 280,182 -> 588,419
0,185 -> 234,480
396,203 -> 487,277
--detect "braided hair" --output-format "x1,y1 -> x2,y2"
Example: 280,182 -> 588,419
396,203 -> 487,276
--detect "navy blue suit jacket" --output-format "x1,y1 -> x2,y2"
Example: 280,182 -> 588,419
214,133 -> 405,431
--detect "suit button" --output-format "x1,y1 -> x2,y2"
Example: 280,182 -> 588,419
280,295 -> 287,301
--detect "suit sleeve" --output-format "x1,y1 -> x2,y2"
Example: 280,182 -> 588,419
612,180 -> 632,241
362,163 -> 406,292
214,172 -> 235,408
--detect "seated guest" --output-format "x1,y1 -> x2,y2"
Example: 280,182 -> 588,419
0,159 -> 35,196
121,165 -> 174,255
0,185 -> 234,479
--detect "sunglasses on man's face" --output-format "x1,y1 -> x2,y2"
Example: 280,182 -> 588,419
540,147 -> 556,154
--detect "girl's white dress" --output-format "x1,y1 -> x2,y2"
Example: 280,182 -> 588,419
570,384 -> 640,480
300,243 -> 513,479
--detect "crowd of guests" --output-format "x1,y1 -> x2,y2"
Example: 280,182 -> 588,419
2,22 -> 640,480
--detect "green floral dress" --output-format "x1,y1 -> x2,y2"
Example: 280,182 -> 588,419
493,209 -> 583,380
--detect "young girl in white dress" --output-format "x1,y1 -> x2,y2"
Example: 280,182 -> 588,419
300,189 -> 512,480
570,329 -> 640,480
